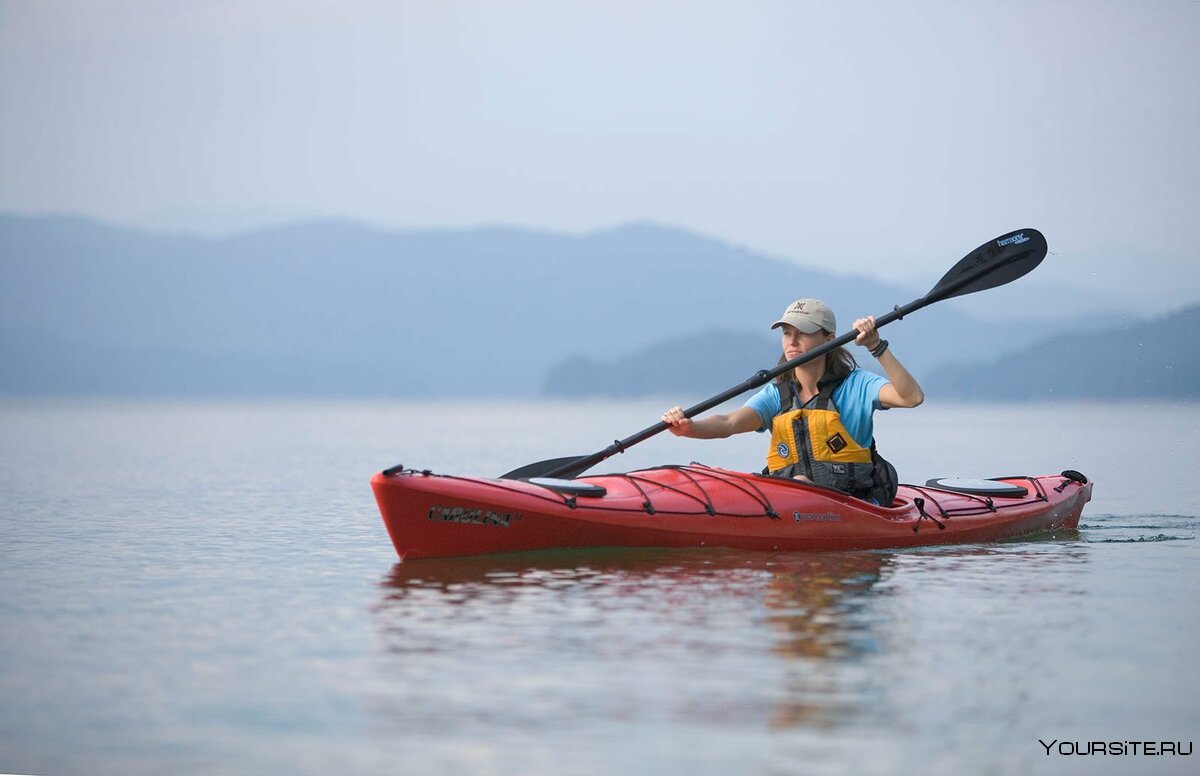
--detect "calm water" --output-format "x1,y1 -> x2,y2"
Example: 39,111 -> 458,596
1,399 -> 1197,775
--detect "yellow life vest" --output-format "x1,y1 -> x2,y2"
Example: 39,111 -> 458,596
766,376 -> 876,495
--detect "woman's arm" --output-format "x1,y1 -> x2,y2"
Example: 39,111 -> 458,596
661,405 -> 763,438
875,349 -> 925,408
852,316 -> 925,409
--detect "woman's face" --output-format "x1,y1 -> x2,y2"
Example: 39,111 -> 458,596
779,323 -> 833,360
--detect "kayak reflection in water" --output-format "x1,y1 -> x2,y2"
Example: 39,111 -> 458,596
661,298 -> 924,504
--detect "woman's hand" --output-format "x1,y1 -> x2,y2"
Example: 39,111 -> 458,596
853,315 -> 882,350
662,406 -> 761,440
661,406 -> 693,437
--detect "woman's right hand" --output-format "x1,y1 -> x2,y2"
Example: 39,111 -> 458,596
661,406 -> 693,437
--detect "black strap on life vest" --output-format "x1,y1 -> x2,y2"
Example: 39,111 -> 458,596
778,373 -> 845,414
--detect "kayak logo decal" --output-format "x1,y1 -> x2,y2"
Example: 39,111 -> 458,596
777,442 -> 791,459
997,233 -> 1030,247
793,511 -> 842,523
428,505 -> 521,528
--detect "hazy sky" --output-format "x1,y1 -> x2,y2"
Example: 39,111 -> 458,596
2,0 -> 1197,310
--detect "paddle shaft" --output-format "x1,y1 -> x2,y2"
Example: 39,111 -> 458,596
541,248 -> 1020,479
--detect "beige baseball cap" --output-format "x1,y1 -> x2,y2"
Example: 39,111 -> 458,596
771,298 -> 836,334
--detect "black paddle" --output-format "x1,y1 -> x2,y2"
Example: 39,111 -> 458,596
501,228 -> 1048,481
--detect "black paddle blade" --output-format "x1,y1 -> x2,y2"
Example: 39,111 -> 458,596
500,455 -> 588,480
927,228 -> 1047,302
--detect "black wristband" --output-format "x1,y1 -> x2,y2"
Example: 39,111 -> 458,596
870,339 -> 889,358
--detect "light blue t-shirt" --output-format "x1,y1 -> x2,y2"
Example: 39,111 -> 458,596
744,369 -> 889,448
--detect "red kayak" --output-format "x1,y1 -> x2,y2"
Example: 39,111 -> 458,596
371,463 -> 1092,561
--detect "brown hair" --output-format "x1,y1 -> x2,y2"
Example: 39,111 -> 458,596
774,330 -> 858,387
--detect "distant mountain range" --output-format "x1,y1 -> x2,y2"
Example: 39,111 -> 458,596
1,213 -> 1193,399
544,330 -> 783,399
540,305 -> 1200,400
924,304 -> 1200,399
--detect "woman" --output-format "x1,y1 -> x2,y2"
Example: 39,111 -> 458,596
661,298 -> 924,503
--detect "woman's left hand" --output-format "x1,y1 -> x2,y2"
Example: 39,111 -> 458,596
853,316 -> 881,350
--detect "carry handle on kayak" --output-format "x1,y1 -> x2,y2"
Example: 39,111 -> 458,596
500,229 -> 1048,481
